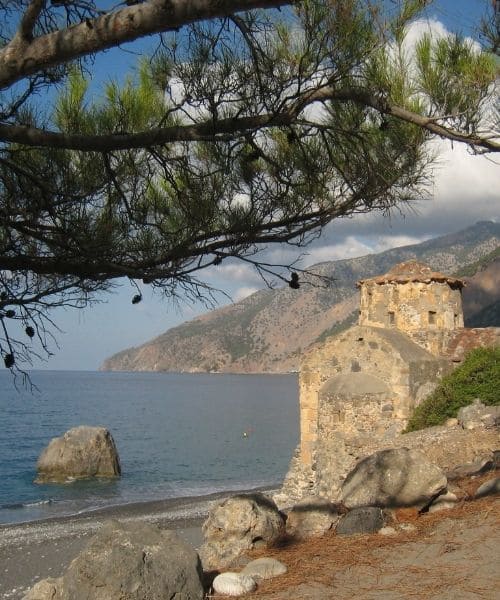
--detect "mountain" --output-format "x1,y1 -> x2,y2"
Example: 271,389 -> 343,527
461,246 -> 500,327
101,221 -> 500,373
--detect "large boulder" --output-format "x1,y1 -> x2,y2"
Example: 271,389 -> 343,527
286,496 -> 345,540
199,493 -> 285,570
35,426 -> 121,483
23,521 -> 204,600
341,448 -> 447,509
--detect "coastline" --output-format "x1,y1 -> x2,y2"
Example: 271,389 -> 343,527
0,486 -> 276,600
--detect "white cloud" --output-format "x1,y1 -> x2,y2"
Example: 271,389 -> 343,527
371,234 -> 429,253
403,18 -> 450,50
430,140 -> 500,207
297,234 -> 427,267
208,262 -> 262,284
301,238 -> 374,265
233,286 -> 260,302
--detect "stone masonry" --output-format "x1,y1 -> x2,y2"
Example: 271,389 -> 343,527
276,261 -> 499,506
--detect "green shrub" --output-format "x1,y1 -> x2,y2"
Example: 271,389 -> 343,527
405,346 -> 500,432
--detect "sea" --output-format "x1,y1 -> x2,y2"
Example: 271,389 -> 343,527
0,370 -> 299,525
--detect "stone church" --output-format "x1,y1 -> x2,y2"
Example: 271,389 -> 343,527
278,261 -> 499,504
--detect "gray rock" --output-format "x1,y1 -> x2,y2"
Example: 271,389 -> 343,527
212,573 -> 257,596
428,491 -> 458,513
23,521 -> 204,600
446,455 -> 495,480
35,426 -> 121,483
457,399 -> 500,430
475,477 -> 500,498
341,448 -> 447,509
199,493 -> 285,570
241,557 -> 287,580
23,578 -> 63,600
285,495 -> 344,540
336,506 -> 386,535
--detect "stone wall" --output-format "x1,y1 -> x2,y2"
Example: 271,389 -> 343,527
298,325 -> 450,467
358,281 -> 464,343
275,424 -> 499,508
315,383 -> 396,498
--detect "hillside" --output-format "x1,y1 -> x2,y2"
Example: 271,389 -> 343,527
101,221 -> 500,373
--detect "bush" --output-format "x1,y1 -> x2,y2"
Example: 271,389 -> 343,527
405,346 -> 500,432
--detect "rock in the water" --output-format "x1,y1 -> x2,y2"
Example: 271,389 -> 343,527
428,491 -> 458,513
199,493 -> 285,570
336,506 -> 386,535
457,399 -> 500,430
35,426 -> 121,483
286,495 -> 345,540
212,573 -> 257,596
341,448 -> 447,509
475,477 -> 500,498
241,557 -> 287,580
23,521 -> 204,600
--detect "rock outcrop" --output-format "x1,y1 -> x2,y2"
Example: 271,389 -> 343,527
23,520 -> 203,600
341,448 -> 447,509
199,493 -> 285,570
35,426 -> 121,483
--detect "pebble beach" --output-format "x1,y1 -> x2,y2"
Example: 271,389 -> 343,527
0,489 -> 257,600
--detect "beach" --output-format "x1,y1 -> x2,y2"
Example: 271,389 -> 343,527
0,489 -> 272,600
2,487 -> 499,600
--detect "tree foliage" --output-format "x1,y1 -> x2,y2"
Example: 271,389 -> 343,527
0,0 -> 498,374
405,347 -> 500,431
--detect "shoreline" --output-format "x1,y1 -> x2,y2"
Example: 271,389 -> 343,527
0,484 -> 277,530
0,485 -> 276,600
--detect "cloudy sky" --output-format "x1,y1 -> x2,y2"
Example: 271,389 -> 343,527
27,0 -> 500,371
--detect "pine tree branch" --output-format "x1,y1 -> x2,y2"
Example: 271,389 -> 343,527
0,86 -> 498,153
0,0 -> 291,89
16,0 -> 45,42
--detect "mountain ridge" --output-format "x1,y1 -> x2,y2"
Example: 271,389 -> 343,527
101,221 -> 500,373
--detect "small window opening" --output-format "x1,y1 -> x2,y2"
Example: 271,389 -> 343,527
428,310 -> 436,325
388,311 -> 395,325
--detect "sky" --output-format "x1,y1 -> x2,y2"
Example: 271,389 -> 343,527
19,0 -> 500,371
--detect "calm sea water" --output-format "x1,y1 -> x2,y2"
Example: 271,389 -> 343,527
0,371 -> 298,525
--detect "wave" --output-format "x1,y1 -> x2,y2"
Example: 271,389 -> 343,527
1,499 -> 52,510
